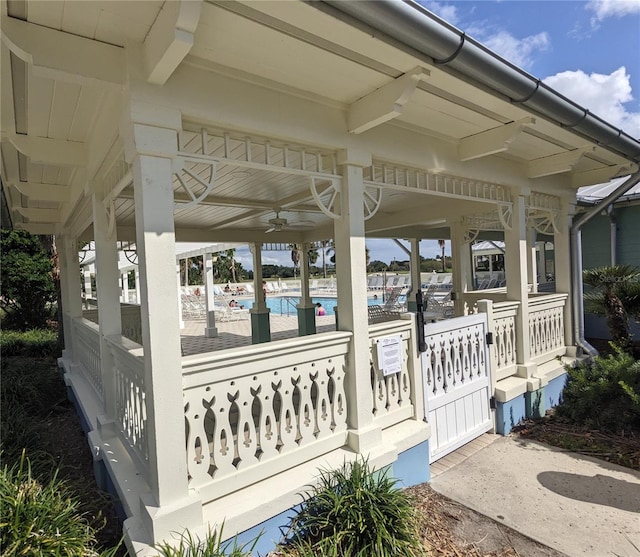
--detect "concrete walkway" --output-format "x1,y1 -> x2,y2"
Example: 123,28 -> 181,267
430,436 -> 640,557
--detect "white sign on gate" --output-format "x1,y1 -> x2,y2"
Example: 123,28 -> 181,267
376,335 -> 403,376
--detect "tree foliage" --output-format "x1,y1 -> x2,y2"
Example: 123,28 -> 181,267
0,229 -> 56,330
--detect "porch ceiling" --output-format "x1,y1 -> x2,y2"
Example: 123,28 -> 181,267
1,0 -> 638,240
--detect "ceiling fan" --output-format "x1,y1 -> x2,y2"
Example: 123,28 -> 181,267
265,210 -> 313,233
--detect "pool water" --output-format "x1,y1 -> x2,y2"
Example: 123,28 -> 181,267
265,296 -> 385,317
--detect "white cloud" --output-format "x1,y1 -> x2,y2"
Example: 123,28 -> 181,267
587,0 -> 640,23
544,67 -> 640,138
418,1 -> 461,25
482,31 -> 550,71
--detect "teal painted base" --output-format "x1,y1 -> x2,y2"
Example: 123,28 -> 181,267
251,311 -> 271,344
546,373 -> 567,408
495,394 -> 526,435
227,506 -> 298,556
499,374 -> 568,433
297,306 -> 316,336
227,440 -> 432,554
525,388 -> 546,418
392,440 -> 430,487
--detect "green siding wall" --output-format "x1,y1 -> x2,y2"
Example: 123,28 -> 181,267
581,214 -> 611,269
616,206 -> 640,267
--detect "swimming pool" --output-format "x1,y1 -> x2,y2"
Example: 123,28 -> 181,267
265,296 -> 385,316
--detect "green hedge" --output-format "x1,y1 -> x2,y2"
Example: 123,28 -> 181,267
0,329 -> 58,357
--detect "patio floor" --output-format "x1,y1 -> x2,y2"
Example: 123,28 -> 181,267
180,314 -> 338,355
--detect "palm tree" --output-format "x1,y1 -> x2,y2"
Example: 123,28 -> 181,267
290,244 -> 300,279
583,265 -> 640,351
438,240 -> 446,272
324,240 -> 369,268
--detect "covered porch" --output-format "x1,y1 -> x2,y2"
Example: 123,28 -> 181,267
3,0 -> 639,554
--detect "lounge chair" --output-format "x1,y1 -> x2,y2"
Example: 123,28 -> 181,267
214,296 -> 250,321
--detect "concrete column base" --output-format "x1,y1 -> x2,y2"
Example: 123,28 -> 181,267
297,305 -> 316,336
205,310 -> 218,338
251,310 -> 271,344
516,362 -> 537,378
346,424 -> 383,455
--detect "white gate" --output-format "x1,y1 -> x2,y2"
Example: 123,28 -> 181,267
422,313 -> 493,462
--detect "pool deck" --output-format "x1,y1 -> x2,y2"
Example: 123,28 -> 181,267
180,313 -> 337,356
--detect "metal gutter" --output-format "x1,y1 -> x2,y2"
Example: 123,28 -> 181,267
570,171 -> 640,355
316,0 -> 640,165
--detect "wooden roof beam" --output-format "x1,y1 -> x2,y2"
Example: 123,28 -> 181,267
348,67 -> 430,134
570,164 -> 636,188
1,16 -> 124,87
458,117 -> 536,162
527,146 -> 596,178
12,182 -> 69,203
144,0 -> 202,85
3,133 -> 87,167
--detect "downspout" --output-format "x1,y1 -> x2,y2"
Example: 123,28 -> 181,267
570,170 -> 640,355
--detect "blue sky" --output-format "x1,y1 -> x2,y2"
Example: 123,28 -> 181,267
237,0 -> 640,270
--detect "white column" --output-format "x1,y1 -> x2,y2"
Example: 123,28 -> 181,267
176,264 -> 184,329
58,236 -> 83,362
527,228 -> 538,293
134,268 -> 141,304
92,191 -> 123,422
334,148 -> 380,454
251,243 -> 267,310
204,252 -> 217,337
297,242 -> 316,335
450,222 -> 472,316
504,193 -> 533,376
124,105 -> 198,523
122,272 -> 131,302
250,242 -> 270,343
555,199 -> 576,354
83,269 -> 92,305
536,241 -> 546,282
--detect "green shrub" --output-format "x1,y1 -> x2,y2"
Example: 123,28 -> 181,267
558,345 -> 640,433
0,329 -> 58,357
155,526 -> 258,556
0,453 -> 120,556
280,458 -> 423,557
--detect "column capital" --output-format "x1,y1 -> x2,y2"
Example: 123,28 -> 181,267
121,100 -> 182,163
336,148 -> 372,169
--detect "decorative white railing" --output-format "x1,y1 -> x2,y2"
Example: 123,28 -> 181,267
105,336 -> 149,473
182,332 -> 352,501
463,290 -> 507,315
365,161 -> 511,204
422,314 -> 489,398
368,318 -> 417,429
82,304 -> 142,346
72,317 -> 103,397
528,293 -> 568,363
491,301 -> 519,380
121,305 -> 142,345
476,300 -> 519,381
